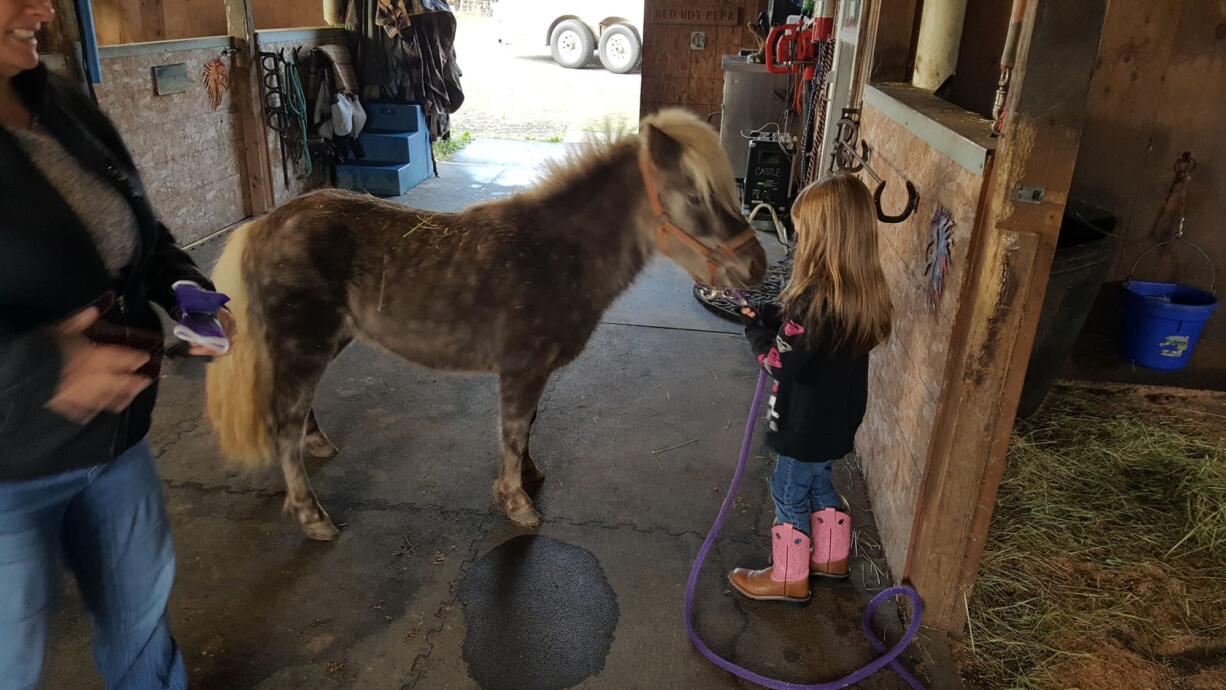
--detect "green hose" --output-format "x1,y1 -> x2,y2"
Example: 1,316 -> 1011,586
284,55 -> 312,180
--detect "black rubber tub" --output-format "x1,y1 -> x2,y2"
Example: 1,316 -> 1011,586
1016,201 -> 1118,419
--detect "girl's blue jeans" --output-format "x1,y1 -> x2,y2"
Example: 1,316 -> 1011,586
0,440 -> 186,690
770,454 -> 841,537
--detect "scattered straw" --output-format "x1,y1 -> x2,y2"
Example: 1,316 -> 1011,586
957,383 -> 1226,689
651,438 -> 699,455
377,253 -> 389,312
402,213 -> 440,239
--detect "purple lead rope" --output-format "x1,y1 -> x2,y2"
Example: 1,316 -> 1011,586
683,369 -> 927,689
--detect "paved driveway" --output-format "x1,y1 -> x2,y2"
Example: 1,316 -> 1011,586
449,14 -> 642,141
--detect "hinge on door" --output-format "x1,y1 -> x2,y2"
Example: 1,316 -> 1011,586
1014,185 -> 1046,204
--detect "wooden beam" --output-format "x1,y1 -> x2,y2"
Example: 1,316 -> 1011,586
42,0 -> 80,56
848,0 -> 879,106
1068,0 -> 1182,260
140,0 -> 167,41
869,0 -> 920,83
902,0 -> 1108,632
40,0 -> 84,84
225,0 -> 275,214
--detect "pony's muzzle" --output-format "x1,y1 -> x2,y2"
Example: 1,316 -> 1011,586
722,237 -> 767,288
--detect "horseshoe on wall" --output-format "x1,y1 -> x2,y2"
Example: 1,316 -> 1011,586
874,178 -> 919,224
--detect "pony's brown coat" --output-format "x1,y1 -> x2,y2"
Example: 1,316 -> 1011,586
205,109 -> 765,539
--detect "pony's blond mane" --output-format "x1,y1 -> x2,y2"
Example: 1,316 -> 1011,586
642,108 -> 739,213
522,108 -> 738,211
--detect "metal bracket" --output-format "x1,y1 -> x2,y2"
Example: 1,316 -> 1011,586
1014,184 -> 1046,204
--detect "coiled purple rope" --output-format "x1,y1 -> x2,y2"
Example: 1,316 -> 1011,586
683,369 -> 927,689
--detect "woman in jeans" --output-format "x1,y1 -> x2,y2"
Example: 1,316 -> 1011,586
1,0 -> 231,686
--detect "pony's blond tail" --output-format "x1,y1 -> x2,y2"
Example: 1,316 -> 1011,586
205,222 -> 275,468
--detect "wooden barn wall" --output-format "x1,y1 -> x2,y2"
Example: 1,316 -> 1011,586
256,31 -> 348,206
853,103 -> 991,575
94,0 -> 324,45
640,0 -> 767,117
1066,0 -> 1225,387
94,0 -> 226,44
95,45 -> 247,244
253,0 -> 327,31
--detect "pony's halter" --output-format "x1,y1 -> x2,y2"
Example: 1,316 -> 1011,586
638,150 -> 758,286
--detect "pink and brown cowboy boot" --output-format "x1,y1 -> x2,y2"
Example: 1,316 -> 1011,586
810,508 -> 852,579
727,523 -> 811,602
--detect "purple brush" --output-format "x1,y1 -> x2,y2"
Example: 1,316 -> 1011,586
172,281 -> 231,354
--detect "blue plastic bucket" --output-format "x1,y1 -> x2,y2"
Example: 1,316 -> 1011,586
1118,280 -> 1218,370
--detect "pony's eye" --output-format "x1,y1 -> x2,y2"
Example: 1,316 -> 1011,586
686,193 -> 702,205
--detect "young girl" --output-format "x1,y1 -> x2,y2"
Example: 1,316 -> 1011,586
728,174 -> 893,603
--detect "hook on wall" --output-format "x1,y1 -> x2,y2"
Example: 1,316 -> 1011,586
833,139 -> 920,224
834,139 -> 869,174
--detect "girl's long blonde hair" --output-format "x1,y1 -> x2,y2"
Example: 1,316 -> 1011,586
780,175 -> 893,353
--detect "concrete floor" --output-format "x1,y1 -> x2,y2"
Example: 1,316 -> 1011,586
44,140 -> 938,689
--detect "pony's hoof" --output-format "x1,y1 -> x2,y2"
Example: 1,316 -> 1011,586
304,436 -> 340,460
302,518 -> 341,541
507,505 -> 543,529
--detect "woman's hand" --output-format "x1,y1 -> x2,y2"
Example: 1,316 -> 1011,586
186,307 -> 235,358
45,308 -> 153,424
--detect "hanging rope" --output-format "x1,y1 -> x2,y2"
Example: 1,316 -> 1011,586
285,51 -> 313,181
798,41 -> 834,187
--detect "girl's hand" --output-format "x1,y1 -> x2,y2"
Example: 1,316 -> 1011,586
740,306 -> 758,320
186,307 -> 235,358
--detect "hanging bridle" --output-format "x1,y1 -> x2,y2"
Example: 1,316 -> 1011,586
638,150 -> 759,286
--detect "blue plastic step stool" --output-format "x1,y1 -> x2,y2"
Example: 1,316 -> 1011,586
355,131 -> 416,165
365,101 -> 426,134
336,158 -> 430,197
336,102 -> 432,196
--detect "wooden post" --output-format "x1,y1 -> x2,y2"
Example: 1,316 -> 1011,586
902,0 -> 1108,631
44,0 -> 80,55
225,0 -> 274,214
868,0 -> 920,84
42,0 -> 84,84
846,0 -> 878,107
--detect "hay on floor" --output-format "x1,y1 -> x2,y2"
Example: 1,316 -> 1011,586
958,382 -> 1226,690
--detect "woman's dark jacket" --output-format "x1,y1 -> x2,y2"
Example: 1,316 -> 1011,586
0,64 -> 212,481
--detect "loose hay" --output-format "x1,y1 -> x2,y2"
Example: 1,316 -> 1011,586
958,382 -> 1226,689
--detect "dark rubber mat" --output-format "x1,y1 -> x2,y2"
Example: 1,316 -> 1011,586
458,535 -> 619,690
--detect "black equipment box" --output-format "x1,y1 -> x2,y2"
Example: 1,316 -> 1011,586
742,136 -> 792,213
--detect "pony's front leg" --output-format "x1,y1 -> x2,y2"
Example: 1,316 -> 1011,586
495,371 -> 549,527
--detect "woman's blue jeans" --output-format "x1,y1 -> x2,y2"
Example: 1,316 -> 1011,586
0,441 -> 186,690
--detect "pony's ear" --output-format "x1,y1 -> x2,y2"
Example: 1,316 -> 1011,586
645,124 -> 683,169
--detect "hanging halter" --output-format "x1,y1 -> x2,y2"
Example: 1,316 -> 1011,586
638,150 -> 759,286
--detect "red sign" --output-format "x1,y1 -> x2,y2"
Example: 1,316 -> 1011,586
648,6 -> 741,26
